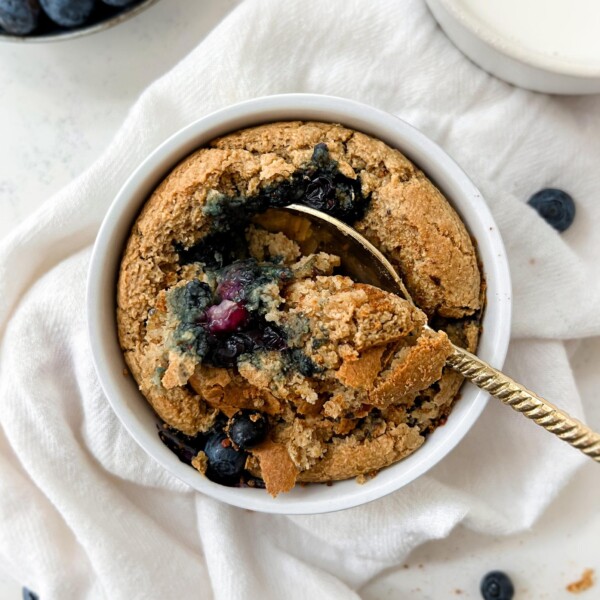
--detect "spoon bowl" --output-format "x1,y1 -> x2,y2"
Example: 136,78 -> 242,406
266,204 -> 600,464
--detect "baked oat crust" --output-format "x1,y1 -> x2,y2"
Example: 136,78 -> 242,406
117,121 -> 483,488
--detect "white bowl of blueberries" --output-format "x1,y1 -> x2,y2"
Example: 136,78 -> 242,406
0,0 -> 159,41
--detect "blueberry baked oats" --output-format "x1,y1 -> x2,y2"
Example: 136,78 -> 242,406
117,122 -> 483,496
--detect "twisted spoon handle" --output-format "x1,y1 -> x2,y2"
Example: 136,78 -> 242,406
446,345 -> 600,462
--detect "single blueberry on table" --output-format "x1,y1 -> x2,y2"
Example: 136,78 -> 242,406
39,0 -> 95,27
527,188 -> 575,232
480,571 -> 514,600
228,410 -> 267,450
203,431 -> 247,485
0,0 -> 40,35
22,587 -> 40,600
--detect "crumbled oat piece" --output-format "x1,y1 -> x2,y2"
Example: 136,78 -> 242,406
567,569 -> 595,594
191,451 -> 208,474
250,440 -> 298,497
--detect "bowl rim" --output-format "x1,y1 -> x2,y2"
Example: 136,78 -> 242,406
434,0 -> 600,78
0,0 -> 160,44
87,93 -> 512,514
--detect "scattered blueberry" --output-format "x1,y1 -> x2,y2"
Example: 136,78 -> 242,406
203,431 -> 247,485
0,0 -> 40,35
255,324 -> 287,351
22,587 -> 39,600
480,571 -> 514,600
208,333 -> 254,368
206,300 -> 248,333
527,188 -> 575,232
228,410 -> 267,450
158,425 -> 206,465
39,0 -> 95,27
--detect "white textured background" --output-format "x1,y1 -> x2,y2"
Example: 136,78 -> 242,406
1,0 -> 599,598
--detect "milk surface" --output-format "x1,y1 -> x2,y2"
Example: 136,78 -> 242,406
457,0 -> 600,66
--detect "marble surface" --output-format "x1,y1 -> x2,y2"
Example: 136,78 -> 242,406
1,0 -> 598,598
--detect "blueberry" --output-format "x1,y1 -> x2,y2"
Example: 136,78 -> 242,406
527,188 -> 575,232
203,431 -> 247,484
304,174 -> 337,213
39,0 -> 94,27
299,144 -> 367,222
208,333 -> 254,368
158,425 -> 206,465
480,571 -> 514,600
206,300 -> 248,333
167,280 -> 213,324
0,0 -> 40,35
216,259 -> 292,305
22,589 -> 39,600
257,324 -> 287,350
228,410 -> 267,450
216,260 -> 259,302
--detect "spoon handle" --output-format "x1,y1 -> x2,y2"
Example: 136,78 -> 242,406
446,345 -> 600,462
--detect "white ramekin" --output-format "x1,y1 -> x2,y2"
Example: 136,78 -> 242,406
425,0 -> 600,95
87,94 -> 512,514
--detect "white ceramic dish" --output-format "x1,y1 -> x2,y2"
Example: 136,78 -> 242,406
426,0 -> 600,95
87,94 -> 512,514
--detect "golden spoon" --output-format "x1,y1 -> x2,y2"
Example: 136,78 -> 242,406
254,204 -> 600,463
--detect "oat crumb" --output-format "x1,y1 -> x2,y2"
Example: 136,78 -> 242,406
567,569 -> 595,594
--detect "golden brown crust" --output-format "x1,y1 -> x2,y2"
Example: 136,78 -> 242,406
116,121 -> 483,486
335,346 -> 386,390
297,424 -> 424,482
249,441 -> 298,497
370,331 -> 453,408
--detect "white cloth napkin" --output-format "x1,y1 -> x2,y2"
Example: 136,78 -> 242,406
1,0 -> 599,598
